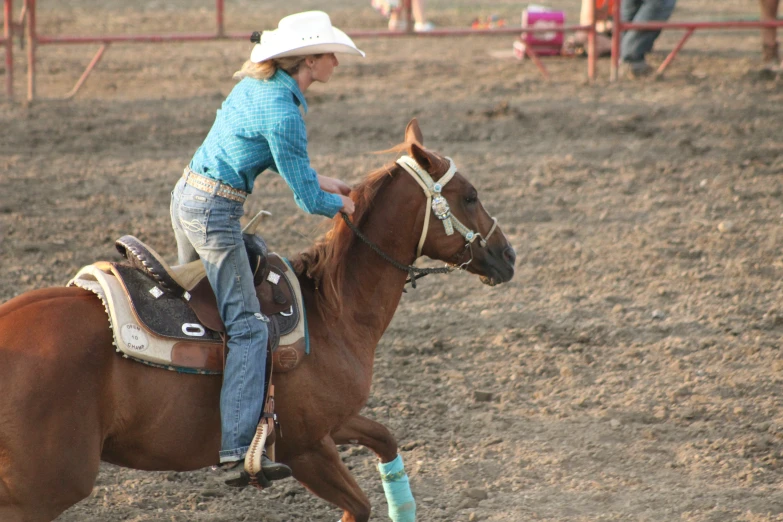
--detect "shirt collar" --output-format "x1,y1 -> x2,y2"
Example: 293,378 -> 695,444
274,69 -> 308,114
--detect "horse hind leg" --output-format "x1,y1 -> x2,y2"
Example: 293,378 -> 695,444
0,480 -> 90,522
0,506 -> 25,522
0,456 -> 101,522
0,478 -> 25,522
287,435 -> 372,522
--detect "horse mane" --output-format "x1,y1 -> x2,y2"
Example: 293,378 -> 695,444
291,146 -> 406,319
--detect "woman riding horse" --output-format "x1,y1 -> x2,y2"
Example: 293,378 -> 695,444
170,10 -> 363,486
0,117 -> 515,521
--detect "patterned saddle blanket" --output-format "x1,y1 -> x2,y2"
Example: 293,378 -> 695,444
68,239 -> 309,375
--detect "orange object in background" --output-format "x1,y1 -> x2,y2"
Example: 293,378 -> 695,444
471,15 -> 506,30
596,0 -> 616,14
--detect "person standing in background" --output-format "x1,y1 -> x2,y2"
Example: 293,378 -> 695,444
372,0 -> 435,32
564,0 -> 614,57
620,0 -> 677,78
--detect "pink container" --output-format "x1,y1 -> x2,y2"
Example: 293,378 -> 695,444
522,7 -> 565,50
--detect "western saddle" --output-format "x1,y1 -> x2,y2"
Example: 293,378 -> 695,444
112,234 -> 307,374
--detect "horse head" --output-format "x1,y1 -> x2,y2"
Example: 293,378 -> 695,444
399,118 -> 516,286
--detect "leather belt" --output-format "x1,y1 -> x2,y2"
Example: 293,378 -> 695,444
183,167 -> 247,203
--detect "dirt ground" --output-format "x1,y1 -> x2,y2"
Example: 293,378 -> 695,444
1,0 -> 783,520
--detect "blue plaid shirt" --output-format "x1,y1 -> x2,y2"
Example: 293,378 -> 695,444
189,71 -> 343,218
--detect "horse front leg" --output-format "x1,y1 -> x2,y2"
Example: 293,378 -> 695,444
332,415 -> 416,522
288,435 -> 371,522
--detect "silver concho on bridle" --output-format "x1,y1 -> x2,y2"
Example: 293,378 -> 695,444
430,183 -> 456,235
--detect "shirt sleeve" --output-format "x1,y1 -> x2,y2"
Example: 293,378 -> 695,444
267,113 -> 344,218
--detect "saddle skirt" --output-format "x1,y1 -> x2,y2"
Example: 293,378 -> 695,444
68,242 -> 309,375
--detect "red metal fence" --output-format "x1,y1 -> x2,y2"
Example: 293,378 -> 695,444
2,0 -> 783,101
1,0 -> 598,100
3,0 -> 14,98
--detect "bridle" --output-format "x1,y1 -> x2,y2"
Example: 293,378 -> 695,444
397,155 -> 498,261
341,154 -> 500,288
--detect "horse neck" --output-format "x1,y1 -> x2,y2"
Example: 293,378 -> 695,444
339,175 -> 424,345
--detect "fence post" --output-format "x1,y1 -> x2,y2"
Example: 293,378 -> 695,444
610,0 -> 621,81
4,0 -> 12,98
25,0 -> 34,101
215,0 -> 224,38
586,0 -> 596,81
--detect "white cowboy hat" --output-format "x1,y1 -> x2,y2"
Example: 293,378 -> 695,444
250,11 -> 365,63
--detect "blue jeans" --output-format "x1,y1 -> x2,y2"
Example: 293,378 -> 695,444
621,0 -> 677,62
170,176 -> 268,463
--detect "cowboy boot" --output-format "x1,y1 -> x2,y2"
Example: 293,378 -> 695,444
221,452 -> 292,488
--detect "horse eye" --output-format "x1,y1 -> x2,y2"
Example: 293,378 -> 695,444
464,191 -> 478,204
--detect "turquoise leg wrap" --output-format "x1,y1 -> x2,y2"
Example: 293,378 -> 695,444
378,454 -> 416,522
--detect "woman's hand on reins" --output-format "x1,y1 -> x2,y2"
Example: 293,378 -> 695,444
318,175 -> 352,196
339,195 -> 355,216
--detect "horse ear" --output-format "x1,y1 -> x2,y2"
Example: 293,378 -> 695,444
407,119 -> 439,173
405,118 -> 424,146
410,142 -> 436,172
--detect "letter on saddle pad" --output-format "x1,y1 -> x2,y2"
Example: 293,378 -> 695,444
68,236 -> 308,375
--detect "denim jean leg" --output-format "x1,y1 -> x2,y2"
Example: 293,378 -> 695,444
197,204 -> 268,463
173,182 -> 268,462
170,178 -> 200,265
621,0 -> 643,25
621,0 -> 677,62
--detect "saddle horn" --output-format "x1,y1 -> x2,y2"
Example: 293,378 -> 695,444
242,210 -> 272,236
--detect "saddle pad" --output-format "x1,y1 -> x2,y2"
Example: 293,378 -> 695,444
270,256 -> 307,347
69,260 -> 309,374
68,264 -> 223,374
269,256 -> 310,372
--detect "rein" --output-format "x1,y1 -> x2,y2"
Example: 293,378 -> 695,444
340,155 -> 500,289
340,212 -> 453,288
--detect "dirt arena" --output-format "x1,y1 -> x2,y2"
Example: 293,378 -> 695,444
1,0 -> 783,520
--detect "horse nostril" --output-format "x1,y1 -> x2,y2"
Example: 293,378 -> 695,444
503,247 -> 516,265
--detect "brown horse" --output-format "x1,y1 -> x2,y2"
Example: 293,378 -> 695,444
0,119 -> 515,522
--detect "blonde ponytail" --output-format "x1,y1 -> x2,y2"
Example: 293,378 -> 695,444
232,56 -> 309,81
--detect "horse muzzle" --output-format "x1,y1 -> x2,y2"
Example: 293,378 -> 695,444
475,244 -> 516,286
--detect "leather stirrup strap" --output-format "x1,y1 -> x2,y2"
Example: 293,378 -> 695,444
245,382 -> 276,490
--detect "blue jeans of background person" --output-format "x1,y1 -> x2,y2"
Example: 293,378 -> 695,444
170,175 -> 268,463
621,0 -> 677,63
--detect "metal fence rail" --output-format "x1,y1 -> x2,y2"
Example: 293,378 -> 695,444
1,0 -> 601,100
2,0 -> 783,101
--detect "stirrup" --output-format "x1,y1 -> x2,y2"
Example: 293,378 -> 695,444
225,470 -> 271,489
224,454 -> 291,489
